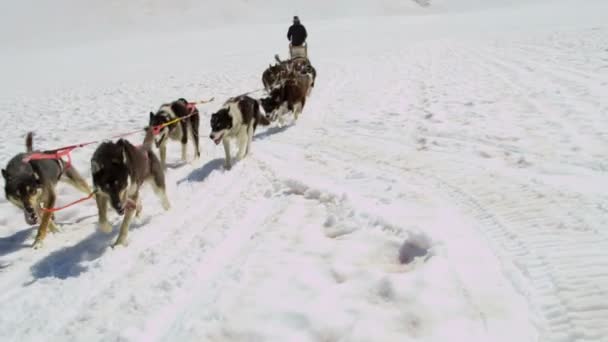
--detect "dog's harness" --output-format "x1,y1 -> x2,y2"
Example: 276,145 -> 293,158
153,104 -> 199,135
20,97 -> 215,213
24,147 -> 76,172
186,102 -> 196,114
39,190 -> 97,213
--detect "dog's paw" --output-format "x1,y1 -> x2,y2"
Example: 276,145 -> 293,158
223,163 -> 232,171
99,222 -> 113,233
32,240 -> 44,249
49,223 -> 62,234
161,199 -> 171,211
111,239 -> 128,249
135,201 -> 143,218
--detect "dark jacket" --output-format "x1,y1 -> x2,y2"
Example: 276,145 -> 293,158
287,23 -> 307,46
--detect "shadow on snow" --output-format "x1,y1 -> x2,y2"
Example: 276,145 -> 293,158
0,227 -> 35,258
253,124 -> 293,141
28,217 -> 151,282
177,124 -> 293,185
177,158 -> 225,185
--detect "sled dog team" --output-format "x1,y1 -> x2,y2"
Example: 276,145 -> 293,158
2,57 -> 317,249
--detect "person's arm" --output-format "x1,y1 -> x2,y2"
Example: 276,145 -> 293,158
287,26 -> 293,40
303,26 -> 307,40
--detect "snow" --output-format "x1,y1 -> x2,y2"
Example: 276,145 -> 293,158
1,0 -> 608,341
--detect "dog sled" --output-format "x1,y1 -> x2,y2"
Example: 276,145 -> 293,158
289,42 -> 308,60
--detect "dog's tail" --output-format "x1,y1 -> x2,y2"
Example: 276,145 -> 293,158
25,132 -> 34,153
255,100 -> 271,126
142,126 -> 155,151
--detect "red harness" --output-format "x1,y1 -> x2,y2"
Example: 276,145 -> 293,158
186,102 -> 197,113
23,99 -> 209,214
24,147 -> 76,170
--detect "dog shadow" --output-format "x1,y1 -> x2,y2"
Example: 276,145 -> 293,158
28,216 -> 153,281
166,161 -> 188,169
177,158 -> 225,185
29,230 -> 116,281
0,214 -> 97,259
0,227 -> 35,258
254,124 -> 293,140
56,214 -> 98,226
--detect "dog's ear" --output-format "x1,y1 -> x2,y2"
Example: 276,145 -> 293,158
149,111 -> 154,121
1,169 -> 6,180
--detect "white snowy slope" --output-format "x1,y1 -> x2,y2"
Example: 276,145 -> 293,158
0,0 -> 607,341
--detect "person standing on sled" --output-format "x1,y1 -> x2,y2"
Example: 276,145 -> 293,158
287,16 -> 308,58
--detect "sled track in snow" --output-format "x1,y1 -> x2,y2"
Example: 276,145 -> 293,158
51,164 -> 281,340
308,133 -> 608,342
417,168 -> 608,342
424,46 -> 608,341
0,159 -> 281,340
159,157 -> 425,339
291,31 -> 608,341
254,138 -> 521,337
136,159 -> 293,340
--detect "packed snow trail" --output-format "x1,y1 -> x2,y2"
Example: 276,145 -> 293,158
1,0 -> 608,341
292,24 -> 608,341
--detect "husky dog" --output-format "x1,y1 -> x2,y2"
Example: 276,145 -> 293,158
259,71 -> 312,125
209,95 -> 270,170
262,62 -> 289,92
273,55 -> 316,91
262,56 -> 316,94
2,133 -> 92,248
90,128 -> 170,248
149,98 -> 201,168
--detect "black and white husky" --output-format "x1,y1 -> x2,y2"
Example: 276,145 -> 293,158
149,98 -> 201,168
209,95 -> 270,170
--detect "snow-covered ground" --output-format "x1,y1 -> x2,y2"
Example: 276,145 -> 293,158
1,0 -> 607,341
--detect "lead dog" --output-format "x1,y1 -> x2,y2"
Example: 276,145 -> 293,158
209,95 -> 270,170
149,98 -> 201,168
90,128 -> 170,248
2,133 -> 92,248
